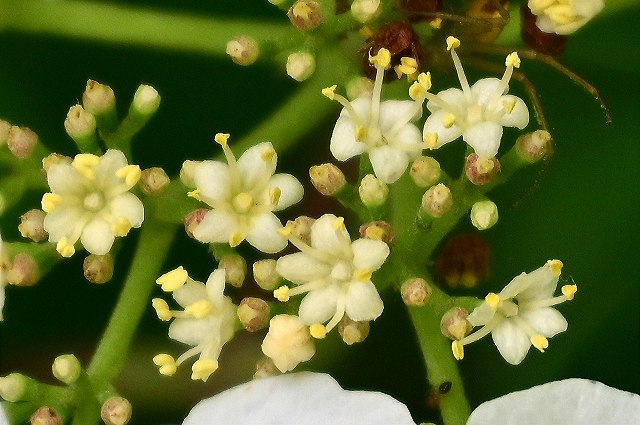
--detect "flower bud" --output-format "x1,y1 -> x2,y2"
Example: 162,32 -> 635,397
238,297 -> 270,332
226,36 -> 260,66
346,76 -> 374,100
309,163 -> 346,196
358,221 -> 393,244
467,0 -> 510,42
0,119 -> 11,145
132,84 -> 161,116
42,153 -> 71,178
83,254 -> 114,284
19,209 -> 48,242
140,167 -> 170,196
64,105 -> 96,140
179,160 -> 200,188
253,357 -> 281,380
516,129 -> 551,163
470,200 -> 499,230
286,52 -> 316,81
290,215 -> 315,245
52,354 -> 81,384
184,209 -> 208,240
219,254 -> 247,288
337,316 -> 370,345
465,154 -> 500,186
440,307 -> 472,340
351,0 -> 381,23
359,174 -> 388,207
0,373 -> 27,402
253,259 -> 281,290
288,0 -> 324,31
410,156 -> 441,188
7,126 -> 38,160
101,396 -> 132,425
421,183 -> 452,218
261,314 -> 315,373
401,277 -> 432,306
30,406 -> 62,425
435,233 -> 490,288
83,80 -> 116,115
6,253 -> 39,286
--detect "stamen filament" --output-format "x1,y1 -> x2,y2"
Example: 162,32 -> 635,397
370,65 -> 385,128
450,47 -> 472,101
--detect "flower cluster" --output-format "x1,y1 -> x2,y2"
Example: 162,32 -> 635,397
528,0 -> 604,35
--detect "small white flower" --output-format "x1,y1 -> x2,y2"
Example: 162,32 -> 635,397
182,372 -> 415,425
261,314 -> 316,373
189,134 -> 303,254
468,379 -> 640,425
528,0 -> 604,35
152,268 -> 237,382
423,37 -> 529,159
325,49 -> 426,184
41,150 -> 144,257
452,259 -> 576,365
274,214 -> 389,337
0,233 -> 7,321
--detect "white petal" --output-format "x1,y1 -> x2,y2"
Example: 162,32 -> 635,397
173,280 -> 208,308
276,252 -> 331,285
499,272 -> 531,299
491,318 -> 531,365
265,173 -> 304,211
298,285 -> 340,325
423,111 -> 463,148
467,303 -> 496,326
463,121 -> 503,158
470,78 -> 503,107
345,280 -> 384,322
351,239 -> 389,271
193,161 -> 231,205
205,269 -> 226,307
310,214 -> 352,254
519,307 -> 567,337
388,122 -> 423,152
95,150 -> 129,189
379,100 -> 421,131
237,142 -> 277,190
467,379 -> 640,425
109,192 -> 144,228
168,317 -> 210,346
427,88 -> 465,115
43,207 -> 85,242
517,263 -> 558,302
47,163 -> 85,196
80,218 -> 115,255
330,115 -> 367,161
192,210 -> 235,244
245,213 -> 287,254
369,145 -> 410,184
498,95 -> 529,129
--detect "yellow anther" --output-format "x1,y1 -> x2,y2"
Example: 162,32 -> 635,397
273,285 -> 290,302
548,259 -> 563,276
452,340 -> 464,360
261,148 -> 276,162
321,85 -> 337,100
229,231 -> 244,247
503,99 -> 517,114
355,269 -> 373,281
442,113 -> 457,128
153,353 -> 177,376
364,226 -> 385,241
186,189 -> 202,201
152,298 -> 172,321
277,225 -> 292,238
214,133 -> 230,146
332,216 -> 345,230
355,126 -> 368,141
485,292 -> 501,309
561,284 -> 577,300
73,153 -> 100,179
156,266 -> 188,292
430,17 -> 442,29
42,193 -> 63,213
111,217 -> 132,237
418,72 -> 432,90
446,36 -> 461,51
531,334 -> 549,352
310,323 -> 327,339
409,82 -> 424,100
56,237 -> 75,258
191,358 -> 218,381
185,300 -> 213,319
369,48 -> 391,69
505,52 -> 521,68
270,187 -> 282,206
396,56 -> 418,77
116,165 -> 142,187
424,133 -> 439,149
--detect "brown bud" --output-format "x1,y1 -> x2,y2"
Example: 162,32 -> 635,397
83,254 -> 114,284
465,154 -> 501,186
30,407 -> 62,425
184,209 -> 208,240
410,156 -> 441,188
435,233 -> 490,289
358,221 -> 393,244
6,253 -> 39,286
83,80 -> 116,116
466,0 -> 510,42
516,130 -> 551,163
421,183 -> 452,218
19,209 -> 48,242
290,216 -> 315,245
401,277 -> 432,306
220,254 -> 247,288
7,126 -> 38,160
140,167 -> 170,196
288,0 -> 324,31
237,297 -> 270,332
101,396 -> 132,425
440,307 -> 472,340
309,163 -> 346,196
338,316 -> 370,345
253,259 -> 281,291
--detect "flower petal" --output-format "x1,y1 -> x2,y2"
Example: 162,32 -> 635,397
351,239 -> 389,271
168,317 -> 210,346
47,163 -> 85,196
245,213 -> 287,254
498,95 -> 529,129
109,192 -> 144,228
265,173 -> 304,211
310,214 -> 352,255
423,110 -> 463,148
470,78 -> 503,107
519,307 -> 568,338
463,121 -> 503,158
192,210 -> 235,244
276,252 -> 331,285
80,218 -> 115,255
369,145 -> 410,184
95,149 -> 129,189
345,280 -> 384,322
205,269 -> 226,307
173,280 -> 208,308
193,161 -> 231,205
43,207 -> 85,242
379,100 -> 421,131
298,285 -> 340,325
330,116 -> 367,161
237,142 -> 277,190
427,88 -> 465,115
491,318 -> 531,365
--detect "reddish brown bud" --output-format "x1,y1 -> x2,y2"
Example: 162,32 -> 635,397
358,221 -> 394,245
18,209 -> 48,242
465,154 -> 501,186
238,297 -> 270,332
401,277 -> 432,306
184,209 -> 208,240
288,0 -> 324,31
30,407 -> 62,425
83,254 -> 114,284
7,126 -> 38,160
435,233 -> 490,289
6,253 -> 39,287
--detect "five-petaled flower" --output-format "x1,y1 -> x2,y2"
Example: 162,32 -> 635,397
188,134 -> 303,254
41,149 -> 144,258
528,0 -> 604,35
452,259 -> 576,365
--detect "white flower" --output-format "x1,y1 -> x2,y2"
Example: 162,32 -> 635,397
423,37 -> 529,159
152,268 -> 237,382
325,48 -> 426,184
274,214 -> 389,337
528,0 -> 604,35
261,314 -> 316,373
468,379 -> 640,425
41,150 -> 144,257
189,134 -> 303,254
182,372 -> 416,425
0,233 -> 6,321
452,259 -> 576,365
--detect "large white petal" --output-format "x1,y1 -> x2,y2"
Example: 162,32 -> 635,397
298,285 -> 340,325
519,307 -> 568,338
182,372 -> 415,425
80,218 -> 115,255
43,206 -> 85,242
467,379 -> 640,425
168,317 -> 211,346
193,161 -> 231,205
517,263 -> 558,302
245,213 -> 287,254
237,142 -> 277,190
427,88 -> 466,115
463,121 -> 503,158
345,280 -> 384,322
467,303 -> 496,327
491,318 -> 531,365
351,239 -> 389,271
379,100 -> 421,132
47,163 -> 85,196
95,149 -> 129,189
204,269 -> 226,307
310,214 -> 352,255
498,95 -> 529,129
173,280 -> 208,308
470,78 -> 503,107
265,173 -> 304,211
330,115 -> 367,161
369,145 -> 409,184
276,252 -> 331,285
423,111 -> 464,148
192,210 -> 235,244
109,192 -> 144,228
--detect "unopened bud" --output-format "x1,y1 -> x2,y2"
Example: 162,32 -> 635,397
440,307 -> 472,340
184,209 -> 208,240
421,183 -> 452,218
286,52 -> 316,81
338,316 -> 370,345
470,200 -> 498,230
516,130 -> 551,163
288,0 -> 324,31
64,105 -> 96,140
253,259 -> 281,290
140,167 -> 170,196
30,406 -> 62,425
410,156 -> 441,188
290,215 -> 315,245
226,36 -> 260,66
0,373 -> 27,402
359,174 -> 388,207
83,80 -> 116,115
359,221 -> 393,244
132,84 -> 161,116
254,357 -> 281,380
179,160 -> 200,188
346,76 -> 374,100
219,254 -> 247,288
7,126 -> 38,159
101,396 -> 132,425
465,154 -> 501,185
238,297 -> 270,332
42,153 -> 71,177
19,209 -> 48,242
83,254 -> 114,284
401,277 -> 432,306
467,0 -> 510,42
6,253 -> 39,286
309,163 -> 346,196
0,119 -> 11,145
351,0 -> 381,23
52,354 -> 81,384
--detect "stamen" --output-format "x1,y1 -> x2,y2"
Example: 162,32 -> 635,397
310,323 -> 327,339
153,353 -> 177,376
354,269 -> 372,281
215,133 -> 242,192
273,285 -> 290,302
485,292 -> 501,308
191,358 -> 218,381
424,133 -> 439,149
111,217 -> 132,237
270,187 -> 282,206
156,266 -> 188,292
442,113 -> 457,128
187,189 -> 202,201
561,284 -> 577,300
116,165 -> 142,188
530,334 -> 549,352
56,237 -> 75,258
185,300 -> 213,319
324,295 -> 346,332
368,48 -> 391,69
322,85 -> 368,129
548,259 -> 563,276
446,36 -> 471,100
152,298 -> 173,321
452,340 -> 464,360
73,153 -> 99,179
229,231 -> 244,247
42,193 -> 63,213
214,133 -> 230,146
332,216 -> 345,230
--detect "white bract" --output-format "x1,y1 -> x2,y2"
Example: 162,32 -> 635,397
41,150 -> 144,257
528,0 -> 604,35
189,134 -> 303,254
261,314 -> 316,373
274,214 -> 389,338
325,48 -> 426,184
423,37 -> 529,159
182,372 -> 415,425
152,268 -> 237,382
452,259 -> 576,365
